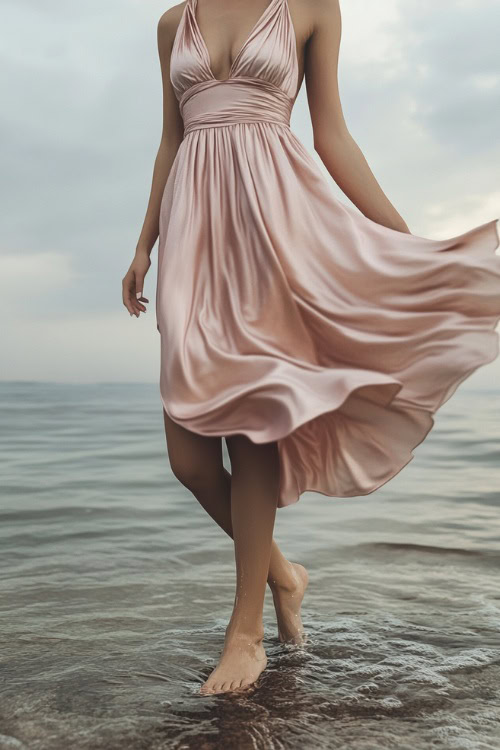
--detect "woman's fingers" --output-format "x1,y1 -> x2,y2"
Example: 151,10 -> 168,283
122,253 -> 152,317
132,263 -> 150,315
122,272 -> 144,317
133,286 -> 149,315
134,291 -> 148,314
134,282 -> 149,314
122,272 -> 136,316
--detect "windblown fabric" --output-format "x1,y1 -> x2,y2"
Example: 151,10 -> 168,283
156,0 -> 500,507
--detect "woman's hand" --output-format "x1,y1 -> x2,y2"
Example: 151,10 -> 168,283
122,250 -> 151,318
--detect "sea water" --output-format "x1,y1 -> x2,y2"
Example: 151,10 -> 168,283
1,381 -> 499,750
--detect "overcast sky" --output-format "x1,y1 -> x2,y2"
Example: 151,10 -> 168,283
2,0 -> 499,387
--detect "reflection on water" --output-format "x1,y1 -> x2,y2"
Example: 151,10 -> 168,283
1,381 -> 500,750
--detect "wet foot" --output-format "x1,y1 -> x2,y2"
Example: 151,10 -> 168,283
270,562 -> 309,644
199,631 -> 267,695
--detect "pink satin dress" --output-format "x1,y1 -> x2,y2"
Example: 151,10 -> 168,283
156,0 -> 500,508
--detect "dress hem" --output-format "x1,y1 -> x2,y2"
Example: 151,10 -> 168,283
159,216 -> 500,508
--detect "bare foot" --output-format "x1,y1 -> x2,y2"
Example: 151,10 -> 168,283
199,631 -> 267,695
270,562 -> 309,644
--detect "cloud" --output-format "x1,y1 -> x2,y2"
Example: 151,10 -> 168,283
1,251 -> 76,303
2,310 -> 159,383
1,0 -> 499,383
1,250 -> 74,284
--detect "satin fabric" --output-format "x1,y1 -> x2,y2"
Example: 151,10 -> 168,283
156,0 -> 500,508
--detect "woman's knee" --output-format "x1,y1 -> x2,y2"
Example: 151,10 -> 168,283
169,454 -> 222,493
162,411 -> 225,492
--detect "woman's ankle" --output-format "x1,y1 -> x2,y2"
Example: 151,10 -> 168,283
225,621 -> 265,645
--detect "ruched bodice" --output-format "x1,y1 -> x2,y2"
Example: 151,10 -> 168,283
179,77 -> 294,136
156,0 -> 500,507
170,0 -> 298,136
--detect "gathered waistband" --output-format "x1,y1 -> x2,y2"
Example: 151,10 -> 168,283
180,78 -> 293,137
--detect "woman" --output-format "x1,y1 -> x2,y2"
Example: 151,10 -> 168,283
122,0 -> 500,696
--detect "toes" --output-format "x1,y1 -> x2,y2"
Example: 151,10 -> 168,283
234,679 -> 252,693
199,677 -> 256,696
199,680 -> 215,694
204,680 -> 223,694
210,680 -> 241,693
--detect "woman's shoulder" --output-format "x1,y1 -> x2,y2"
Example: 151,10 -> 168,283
157,1 -> 188,42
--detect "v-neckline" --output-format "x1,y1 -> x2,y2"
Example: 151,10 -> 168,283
190,0 -> 280,83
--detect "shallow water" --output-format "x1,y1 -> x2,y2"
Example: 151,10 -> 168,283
1,381 -> 500,750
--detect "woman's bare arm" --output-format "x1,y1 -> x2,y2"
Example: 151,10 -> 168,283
122,4 -> 185,318
305,0 -> 410,233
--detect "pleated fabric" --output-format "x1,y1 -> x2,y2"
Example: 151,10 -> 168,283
156,0 -> 500,507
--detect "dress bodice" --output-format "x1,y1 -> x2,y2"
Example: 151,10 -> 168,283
169,0 -> 299,136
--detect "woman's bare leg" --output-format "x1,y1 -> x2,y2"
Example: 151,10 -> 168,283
163,410 -> 308,645
199,433 -> 279,694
